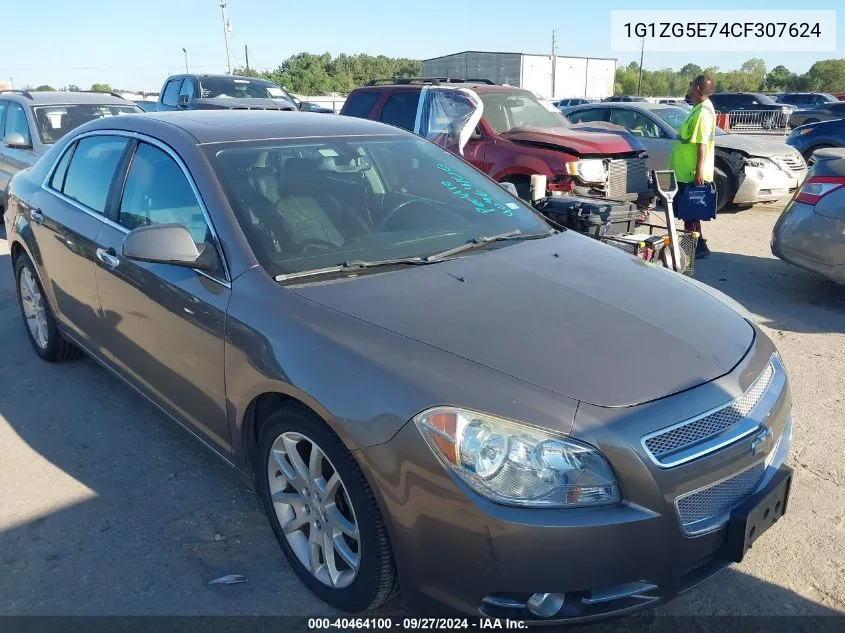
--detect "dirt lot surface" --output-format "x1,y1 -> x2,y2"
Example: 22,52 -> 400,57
0,204 -> 843,626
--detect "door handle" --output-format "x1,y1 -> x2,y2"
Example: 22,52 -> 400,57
30,208 -> 44,225
95,247 -> 120,269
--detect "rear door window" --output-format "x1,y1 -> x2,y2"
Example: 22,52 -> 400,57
568,107 -> 608,123
61,135 -> 129,213
378,91 -> 421,131
609,109 -> 663,137
343,91 -> 381,118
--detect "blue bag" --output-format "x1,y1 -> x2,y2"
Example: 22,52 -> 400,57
675,182 -> 717,221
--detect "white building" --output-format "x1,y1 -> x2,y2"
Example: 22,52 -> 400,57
422,51 -> 616,101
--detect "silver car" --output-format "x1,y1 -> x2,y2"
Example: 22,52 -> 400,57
566,102 -> 808,211
772,148 -> 845,284
0,89 -> 141,214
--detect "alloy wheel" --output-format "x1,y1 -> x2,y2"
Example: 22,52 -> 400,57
19,267 -> 49,350
267,431 -> 361,589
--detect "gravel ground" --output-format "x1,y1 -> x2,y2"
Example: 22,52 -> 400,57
0,204 -> 843,625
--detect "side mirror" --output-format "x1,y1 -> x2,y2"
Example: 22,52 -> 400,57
3,133 -> 32,150
499,181 -> 518,196
177,94 -> 190,108
122,224 -> 218,271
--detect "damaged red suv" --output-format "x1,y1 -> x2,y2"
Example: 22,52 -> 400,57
341,78 -> 652,203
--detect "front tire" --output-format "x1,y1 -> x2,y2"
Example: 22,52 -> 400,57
14,254 -> 80,362
714,166 -> 732,213
255,405 -> 398,612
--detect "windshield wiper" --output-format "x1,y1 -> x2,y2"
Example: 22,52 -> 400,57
275,257 -> 432,283
424,229 -> 557,261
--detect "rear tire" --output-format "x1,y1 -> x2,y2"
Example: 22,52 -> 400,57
254,405 -> 398,612
14,254 -> 80,362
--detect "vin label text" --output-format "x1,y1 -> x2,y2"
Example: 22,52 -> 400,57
610,10 -> 836,52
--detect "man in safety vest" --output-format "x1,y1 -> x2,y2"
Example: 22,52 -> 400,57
667,74 -> 716,259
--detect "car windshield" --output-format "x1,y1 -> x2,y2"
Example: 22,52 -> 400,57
199,77 -> 294,104
653,106 -> 726,136
209,135 -> 551,277
478,91 -> 571,133
32,104 -> 141,144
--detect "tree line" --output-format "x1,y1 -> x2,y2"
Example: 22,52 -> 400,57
232,52 -> 422,95
615,58 -> 845,97
20,54 -> 845,97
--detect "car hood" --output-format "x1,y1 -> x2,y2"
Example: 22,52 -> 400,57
292,233 -> 754,407
715,133 -> 797,157
502,125 -> 642,156
190,97 -> 296,110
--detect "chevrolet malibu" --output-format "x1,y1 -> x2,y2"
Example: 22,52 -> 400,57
4,111 -> 793,623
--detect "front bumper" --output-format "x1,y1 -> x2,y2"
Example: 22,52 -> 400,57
357,344 -> 792,623
771,201 -> 845,285
733,165 -> 806,205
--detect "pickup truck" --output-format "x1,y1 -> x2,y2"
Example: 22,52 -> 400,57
341,78 -> 652,203
157,73 -> 334,113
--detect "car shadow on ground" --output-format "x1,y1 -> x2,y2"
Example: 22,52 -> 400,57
694,250 -> 845,335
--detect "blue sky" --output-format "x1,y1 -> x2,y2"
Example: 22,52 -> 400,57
3,0 -> 842,92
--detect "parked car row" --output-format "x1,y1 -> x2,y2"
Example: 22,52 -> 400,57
4,103 -> 796,624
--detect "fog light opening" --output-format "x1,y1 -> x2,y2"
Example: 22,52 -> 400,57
526,592 -> 566,618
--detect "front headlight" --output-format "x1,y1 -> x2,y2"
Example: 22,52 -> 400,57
414,407 -> 620,508
565,159 -> 607,183
743,157 -> 779,169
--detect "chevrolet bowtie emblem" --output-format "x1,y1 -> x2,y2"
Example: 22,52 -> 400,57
750,427 -> 774,457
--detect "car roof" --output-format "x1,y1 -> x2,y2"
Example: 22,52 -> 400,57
352,82 -> 527,93
569,102 -> 679,112
83,110 -> 409,144
0,91 -> 132,106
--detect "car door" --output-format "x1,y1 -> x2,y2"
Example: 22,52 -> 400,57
823,102 -> 845,121
0,101 -> 40,197
608,108 -> 671,173
93,139 -> 232,453
32,133 -> 131,349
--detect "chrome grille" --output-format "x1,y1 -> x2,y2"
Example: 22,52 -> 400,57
774,153 -> 807,173
676,461 -> 765,533
606,157 -> 649,199
644,363 -> 774,463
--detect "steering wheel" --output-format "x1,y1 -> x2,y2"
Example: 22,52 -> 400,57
378,199 -> 432,231
298,238 -> 340,254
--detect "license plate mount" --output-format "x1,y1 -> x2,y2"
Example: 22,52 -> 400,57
719,466 -> 793,564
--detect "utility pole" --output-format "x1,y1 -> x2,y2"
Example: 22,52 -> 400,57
245,45 -> 250,74
551,30 -> 557,100
182,48 -> 189,73
637,37 -> 644,97
220,1 -> 232,74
